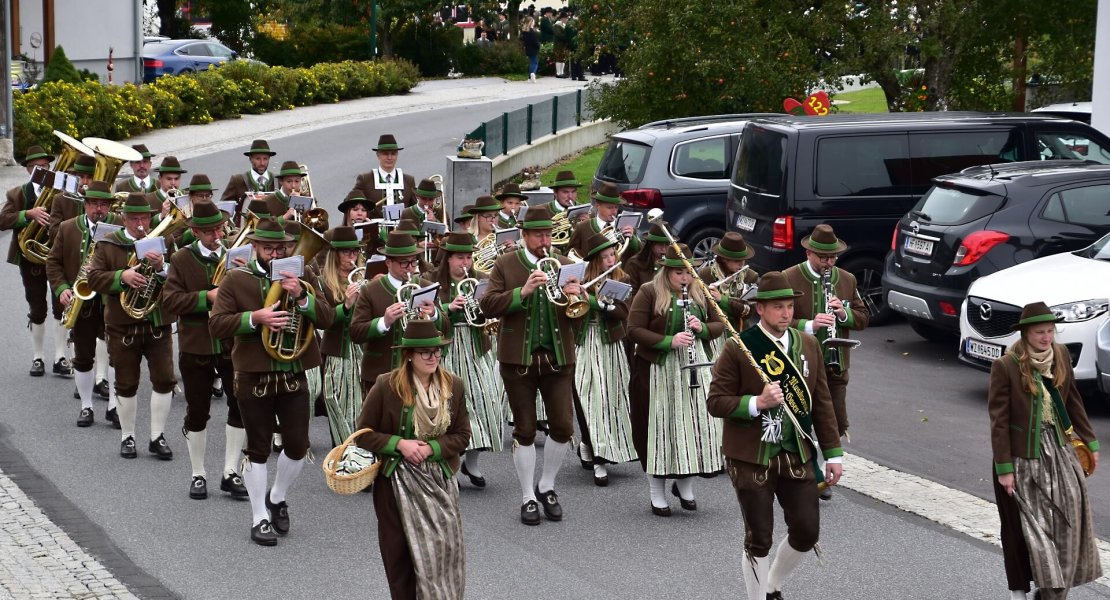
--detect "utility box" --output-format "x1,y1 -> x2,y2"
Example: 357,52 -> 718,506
443,155 -> 492,222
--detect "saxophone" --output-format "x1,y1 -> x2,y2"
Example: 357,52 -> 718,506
62,230 -> 101,329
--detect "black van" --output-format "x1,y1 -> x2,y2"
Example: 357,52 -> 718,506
725,112 -> 1110,323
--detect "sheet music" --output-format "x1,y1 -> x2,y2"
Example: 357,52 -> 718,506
556,261 -> 587,286
174,195 -> 191,212
565,204 -> 592,221
382,203 -> 404,221
597,279 -> 633,302
407,282 -> 440,310
516,205 -> 529,223
472,279 -> 489,301
288,195 -> 314,212
134,236 -> 167,258
495,227 -> 520,247
225,244 -> 252,269
269,255 -> 304,281
30,166 -> 49,185
92,223 -> 122,242
420,220 -> 447,236
616,212 -> 642,231
216,201 -> 237,216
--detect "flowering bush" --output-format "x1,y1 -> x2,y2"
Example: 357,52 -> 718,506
13,59 -> 419,159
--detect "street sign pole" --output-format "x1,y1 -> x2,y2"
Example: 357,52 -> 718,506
1,0 -> 14,164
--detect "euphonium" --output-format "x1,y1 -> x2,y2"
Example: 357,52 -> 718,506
261,224 -> 328,362
537,247 -> 568,307
18,131 -> 95,264
120,203 -> 188,319
551,210 -> 572,247
211,212 -> 258,286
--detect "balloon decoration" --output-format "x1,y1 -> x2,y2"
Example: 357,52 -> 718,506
783,91 -> 831,116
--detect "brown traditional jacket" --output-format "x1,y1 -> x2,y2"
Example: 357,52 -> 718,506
220,170 -> 275,221
208,261 -> 335,372
626,281 -> 723,364
86,231 -> 172,328
706,331 -> 842,466
162,243 -> 232,355
355,372 -> 471,478
567,217 -> 643,259
478,249 -> 581,367
114,177 -> 156,194
623,249 -> 661,298
48,193 -> 82,241
349,274 -> 443,384
353,170 -> 416,207
988,347 -> 1100,475
436,271 -> 493,355
45,216 -> 93,296
1,182 -> 36,264
783,263 -> 868,370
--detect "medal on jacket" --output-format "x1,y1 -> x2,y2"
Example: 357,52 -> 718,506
761,407 -> 784,443
801,354 -> 809,378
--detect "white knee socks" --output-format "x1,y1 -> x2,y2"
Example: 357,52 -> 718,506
184,428 -> 207,478
537,439 -> 567,493
95,339 -> 108,381
1009,591 -> 1027,600
767,538 -> 807,593
648,475 -> 667,508
743,552 -> 770,600
106,367 -> 117,410
242,461 -> 269,526
224,425 -> 246,477
52,321 -> 67,361
513,443 -> 537,504
74,370 -> 95,410
149,391 -> 172,440
269,451 -> 304,504
116,394 -> 137,439
30,323 -> 45,360
578,441 -> 593,463
464,449 -> 483,478
675,477 -> 695,501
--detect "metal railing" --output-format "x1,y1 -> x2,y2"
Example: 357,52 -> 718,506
465,88 -> 598,157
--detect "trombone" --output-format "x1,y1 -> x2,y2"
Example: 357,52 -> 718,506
563,261 -> 622,318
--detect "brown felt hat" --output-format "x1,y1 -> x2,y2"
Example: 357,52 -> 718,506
70,154 -> 96,175
154,156 -> 186,174
415,178 -> 439,199
246,217 -> 294,242
381,232 -> 421,258
374,134 -> 403,151
471,195 -> 500,213
660,243 -> 702,269
496,183 -> 529,201
454,205 -> 476,224
244,139 -> 277,156
337,190 -> 372,214
131,144 -> 154,159
186,200 -> 228,229
22,145 -> 55,165
246,199 -> 271,218
551,170 -> 582,188
184,173 -> 217,193
801,224 -> 847,254
391,319 -> 450,349
1012,301 -> 1063,332
712,231 -> 755,261
753,271 -> 803,301
440,231 -> 477,253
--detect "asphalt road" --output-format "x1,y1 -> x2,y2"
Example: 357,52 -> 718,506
1,95 -> 1109,598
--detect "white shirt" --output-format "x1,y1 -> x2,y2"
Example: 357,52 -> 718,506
252,171 -> 270,186
195,241 -> 225,260
801,261 -> 846,334
134,176 -> 150,190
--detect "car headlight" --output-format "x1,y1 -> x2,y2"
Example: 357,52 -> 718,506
1050,299 -> 1110,322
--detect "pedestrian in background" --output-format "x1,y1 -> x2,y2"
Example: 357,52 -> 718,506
989,301 -> 1101,600
521,16 -> 541,83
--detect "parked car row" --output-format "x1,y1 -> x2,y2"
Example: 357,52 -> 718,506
142,39 -> 244,83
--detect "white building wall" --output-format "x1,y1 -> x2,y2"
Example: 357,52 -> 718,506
19,0 -> 142,84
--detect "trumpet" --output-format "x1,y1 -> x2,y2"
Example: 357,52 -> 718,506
120,203 -> 188,319
261,224 -> 328,362
564,260 -> 622,318
537,247 -> 568,307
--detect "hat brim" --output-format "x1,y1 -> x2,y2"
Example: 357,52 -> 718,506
391,338 -> 451,350
338,199 -> 373,214
374,145 -> 404,152
1010,312 -> 1064,332
496,192 -> 529,201
800,236 -> 847,254
244,150 -> 277,157
713,244 -> 755,261
186,213 -> 228,228
754,289 -> 804,301
246,231 -> 295,243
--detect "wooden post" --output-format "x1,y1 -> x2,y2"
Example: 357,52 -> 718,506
41,0 -> 52,63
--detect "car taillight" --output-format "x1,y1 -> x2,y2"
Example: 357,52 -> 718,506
144,59 -> 164,68
891,225 -> 898,250
772,216 -> 794,250
620,188 -> 663,210
952,230 -> 1009,266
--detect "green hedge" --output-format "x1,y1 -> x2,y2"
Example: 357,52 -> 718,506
13,58 -> 420,160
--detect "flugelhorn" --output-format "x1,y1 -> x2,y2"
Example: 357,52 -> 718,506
18,131 -> 96,264
537,247 -> 568,307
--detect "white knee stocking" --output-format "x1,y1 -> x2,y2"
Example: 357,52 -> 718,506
74,369 -> 95,410
269,451 -> 304,504
463,449 -> 483,478
241,461 -> 269,526
513,443 -> 537,503
537,439 -> 567,493
743,552 -> 770,600
149,391 -> 172,440
107,367 -> 118,410
184,428 -> 207,478
95,339 -> 108,381
767,538 -> 807,593
675,477 -> 695,501
52,320 -> 67,361
224,425 -> 246,477
116,394 -> 137,439
648,475 -> 667,508
30,322 -> 45,360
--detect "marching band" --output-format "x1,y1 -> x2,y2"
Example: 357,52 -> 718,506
4,131 -> 895,599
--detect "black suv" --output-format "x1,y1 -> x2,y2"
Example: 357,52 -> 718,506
726,112 -> 1110,323
593,113 -> 781,259
886,160 -> 1110,340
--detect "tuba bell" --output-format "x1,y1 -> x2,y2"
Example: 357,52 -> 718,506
261,223 -> 328,362
18,131 -> 96,264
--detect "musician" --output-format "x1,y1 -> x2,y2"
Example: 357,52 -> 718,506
698,232 -> 759,335
574,232 -> 637,486
468,194 -> 501,244
706,271 -> 843,600
623,222 -> 669,298
453,205 -> 475,231
305,226 -> 366,446
567,181 -> 641,259
353,134 -> 416,207
49,153 -> 96,232
147,156 -> 187,218
349,232 -> 442,395
988,302 -> 1102,600
339,190 -> 375,227
208,217 -> 335,545
1,144 -> 72,378
391,218 -> 436,273
161,200 -> 249,500
432,232 -> 503,488
495,183 -> 528,229
113,144 -> 156,193
401,178 -> 441,225
546,169 -> 582,214
220,139 -> 277,221
46,181 -> 114,426
265,161 -> 306,220
627,243 -> 723,515
174,173 -> 218,247
783,224 -> 867,445
355,319 -> 470,599
87,193 -> 177,460
479,204 -> 583,526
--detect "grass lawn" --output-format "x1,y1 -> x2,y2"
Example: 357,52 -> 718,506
538,144 -> 607,203
833,87 -> 889,113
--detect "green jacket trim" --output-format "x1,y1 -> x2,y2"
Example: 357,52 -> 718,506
110,270 -> 125,294
194,291 -> 209,313
507,287 -> 526,314
16,210 -> 28,229
729,395 -> 756,420
427,439 -> 443,460
234,312 -> 255,336
995,462 -> 1015,475
296,294 -> 317,321
54,283 -> 71,297
1088,440 -> 1100,452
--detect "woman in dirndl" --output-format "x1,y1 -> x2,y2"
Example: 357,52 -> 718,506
356,319 -> 471,600
627,243 -> 724,516
574,232 -> 638,486
432,231 -> 504,488
306,226 -> 365,446
989,301 -> 1101,600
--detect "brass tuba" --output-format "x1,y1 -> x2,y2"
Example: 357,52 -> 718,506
18,131 -> 96,264
120,203 -> 188,319
262,224 -> 329,362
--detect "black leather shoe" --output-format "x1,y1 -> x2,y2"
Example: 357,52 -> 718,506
73,386 -> 80,400
53,357 -> 73,377
671,481 -> 697,511
29,358 -> 45,377
819,486 -> 833,501
520,500 -> 541,526
94,379 -> 110,400
105,408 -> 120,429
767,592 -> 784,600
148,434 -> 174,460
651,504 -> 672,517
77,408 -> 94,427
593,473 -> 608,487
120,436 -> 137,459
220,474 -> 249,499
190,475 -> 208,500
534,486 -> 563,521
251,519 -> 278,546
460,462 -> 486,488
212,384 -> 224,399
272,439 -> 283,455
265,492 -> 290,535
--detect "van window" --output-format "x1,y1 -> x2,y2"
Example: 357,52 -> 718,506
914,185 -> 1005,226
672,136 -> 729,180
816,134 -> 911,196
596,140 -> 650,184
1041,185 -> 1110,226
1036,132 -> 1110,164
734,127 -> 785,196
908,130 -> 1019,191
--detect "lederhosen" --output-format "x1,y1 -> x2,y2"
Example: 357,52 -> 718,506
47,217 -> 104,372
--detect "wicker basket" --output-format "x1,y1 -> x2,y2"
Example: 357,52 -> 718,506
322,428 -> 381,495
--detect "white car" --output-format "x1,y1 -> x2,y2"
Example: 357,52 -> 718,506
958,234 -> 1110,389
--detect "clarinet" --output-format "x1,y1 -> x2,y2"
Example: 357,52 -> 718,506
679,283 -> 713,389
821,268 -> 840,370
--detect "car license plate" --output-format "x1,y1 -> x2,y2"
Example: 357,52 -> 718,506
736,215 -> 756,232
903,236 -> 934,257
965,338 -> 1003,361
